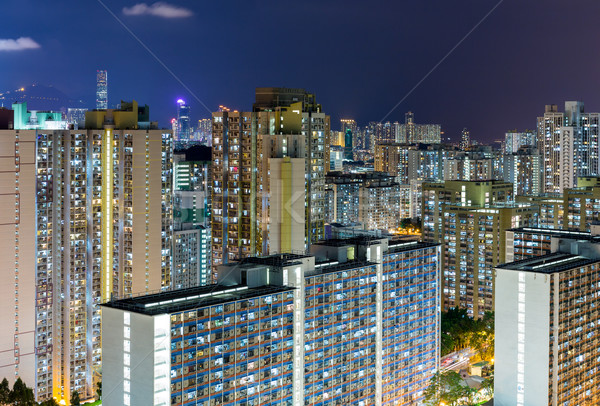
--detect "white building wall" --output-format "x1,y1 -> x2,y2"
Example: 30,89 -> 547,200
0,130 -> 37,390
102,307 -> 160,406
495,268 -> 551,406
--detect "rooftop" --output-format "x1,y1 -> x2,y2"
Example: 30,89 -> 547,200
240,252 -> 311,267
508,227 -> 593,240
497,252 -> 600,274
386,240 -> 439,254
313,236 -> 386,247
309,259 -> 377,276
101,284 -> 294,316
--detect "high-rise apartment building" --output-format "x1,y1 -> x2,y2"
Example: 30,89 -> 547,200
397,112 -> 441,144
504,130 -> 536,154
422,180 -> 537,317
495,238 -> 600,406
0,101 -> 173,404
515,194 -> 564,229
459,128 -> 470,150
443,153 -> 496,181
422,180 -> 514,243
326,172 -> 401,230
212,89 -> 329,272
503,146 -> 542,196
505,226 -> 591,263
96,70 -> 108,109
196,118 -> 212,144
441,202 -> 537,317
102,237 -> 441,406
66,108 -> 88,129
375,143 -> 455,184
563,176 -> 600,231
173,146 -> 212,287
537,102 -> 600,192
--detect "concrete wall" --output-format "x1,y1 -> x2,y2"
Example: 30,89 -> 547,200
495,268 -> 551,406
102,307 -> 158,406
0,130 -> 37,390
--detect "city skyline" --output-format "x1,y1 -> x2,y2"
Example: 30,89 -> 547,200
3,1 -> 600,405
3,1 -> 600,140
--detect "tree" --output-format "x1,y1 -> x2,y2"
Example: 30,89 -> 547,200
0,378 -> 10,404
470,312 -> 495,362
9,378 -> 36,405
70,391 -> 81,406
480,375 -> 494,398
96,381 -> 102,400
423,371 -> 476,406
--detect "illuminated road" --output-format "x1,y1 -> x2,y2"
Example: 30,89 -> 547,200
440,348 -> 475,372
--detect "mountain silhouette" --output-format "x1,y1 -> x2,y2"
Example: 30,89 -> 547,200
0,84 -> 87,111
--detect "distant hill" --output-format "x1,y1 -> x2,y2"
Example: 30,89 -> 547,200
0,84 -> 87,111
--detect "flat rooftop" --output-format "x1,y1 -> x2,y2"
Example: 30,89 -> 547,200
313,236 -> 387,247
101,284 -> 294,316
309,259 -> 377,276
239,253 -> 311,268
497,252 -> 600,274
387,241 -> 439,254
508,227 -> 593,239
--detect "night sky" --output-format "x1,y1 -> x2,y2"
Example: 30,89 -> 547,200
2,0 -> 600,142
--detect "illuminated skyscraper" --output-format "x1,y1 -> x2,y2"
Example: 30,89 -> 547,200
537,102 -> 600,192
496,238 -> 600,405
176,99 -> 191,142
326,172 -> 401,231
460,127 -> 470,150
504,130 -> 536,153
343,128 -> 353,160
67,108 -> 88,129
422,180 -> 537,317
197,118 -> 212,144
96,70 -> 107,109
0,101 -> 173,404
211,88 -> 330,273
102,237 -> 441,406
340,118 -> 357,139
503,146 -> 543,196
397,111 -> 441,143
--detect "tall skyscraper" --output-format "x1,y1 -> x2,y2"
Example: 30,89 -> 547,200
504,130 -> 536,153
443,152 -> 496,181
495,238 -> 600,405
196,118 -> 212,144
459,127 -> 470,150
422,180 -> 538,317
211,88 -> 330,273
326,172 -> 401,230
343,128 -> 353,160
537,101 -> 600,192
176,99 -> 191,142
0,101 -> 173,403
340,118 -> 357,138
173,146 -> 212,288
503,146 -> 543,196
96,70 -> 107,109
102,237 -> 441,406
564,176 -> 600,232
66,108 -> 88,129
397,112 -> 441,144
